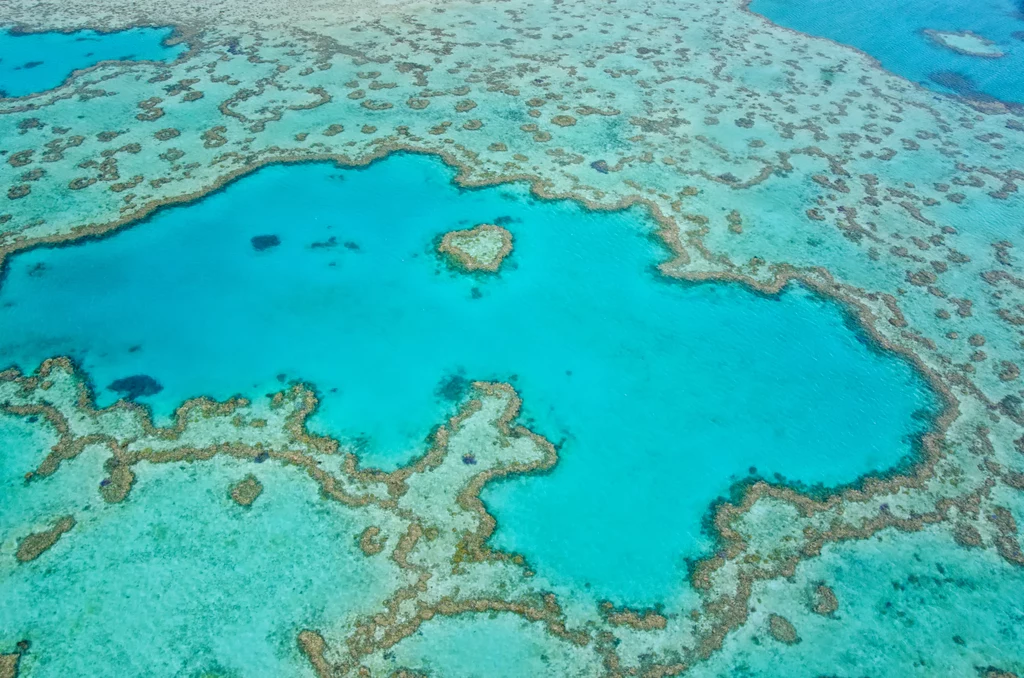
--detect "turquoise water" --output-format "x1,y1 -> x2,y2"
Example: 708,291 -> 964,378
0,26 -> 184,98
0,153 -> 935,605
749,0 -> 1024,103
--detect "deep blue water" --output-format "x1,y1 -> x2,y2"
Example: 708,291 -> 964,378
0,26 -> 185,98
0,154 -> 936,604
749,0 -> 1024,104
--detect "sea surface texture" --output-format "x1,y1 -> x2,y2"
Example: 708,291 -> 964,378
0,0 -> 1021,676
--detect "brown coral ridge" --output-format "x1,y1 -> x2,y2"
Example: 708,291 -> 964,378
922,30 -> 1006,59
437,223 -> 514,273
229,474 -> 263,506
979,668 -> 1020,678
0,359 -> 543,518
357,526 -> 386,555
297,630 -> 332,678
1,360 -> 581,671
600,602 -> 669,630
767,614 -> 800,645
810,583 -> 839,616
0,653 -> 19,678
15,515 -> 75,563
1,356 -> 339,492
331,386 -> 581,674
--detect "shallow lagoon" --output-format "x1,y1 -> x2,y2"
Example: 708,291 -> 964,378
749,0 -> 1024,103
0,153 -> 936,604
0,26 -> 184,98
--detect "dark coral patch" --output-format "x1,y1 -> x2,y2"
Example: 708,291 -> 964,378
311,236 -> 337,249
250,234 -> 281,251
436,373 -> 469,402
107,374 -> 163,400
928,71 -> 1003,104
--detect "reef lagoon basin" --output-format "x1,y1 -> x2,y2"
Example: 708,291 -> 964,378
0,153 -> 935,606
1,0 -> 1022,675
0,26 -> 185,99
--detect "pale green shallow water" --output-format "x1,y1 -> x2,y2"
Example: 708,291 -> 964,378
689,528 -> 1024,677
0,412 -> 400,678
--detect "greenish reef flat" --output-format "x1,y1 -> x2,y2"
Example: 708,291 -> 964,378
0,0 -> 1022,675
